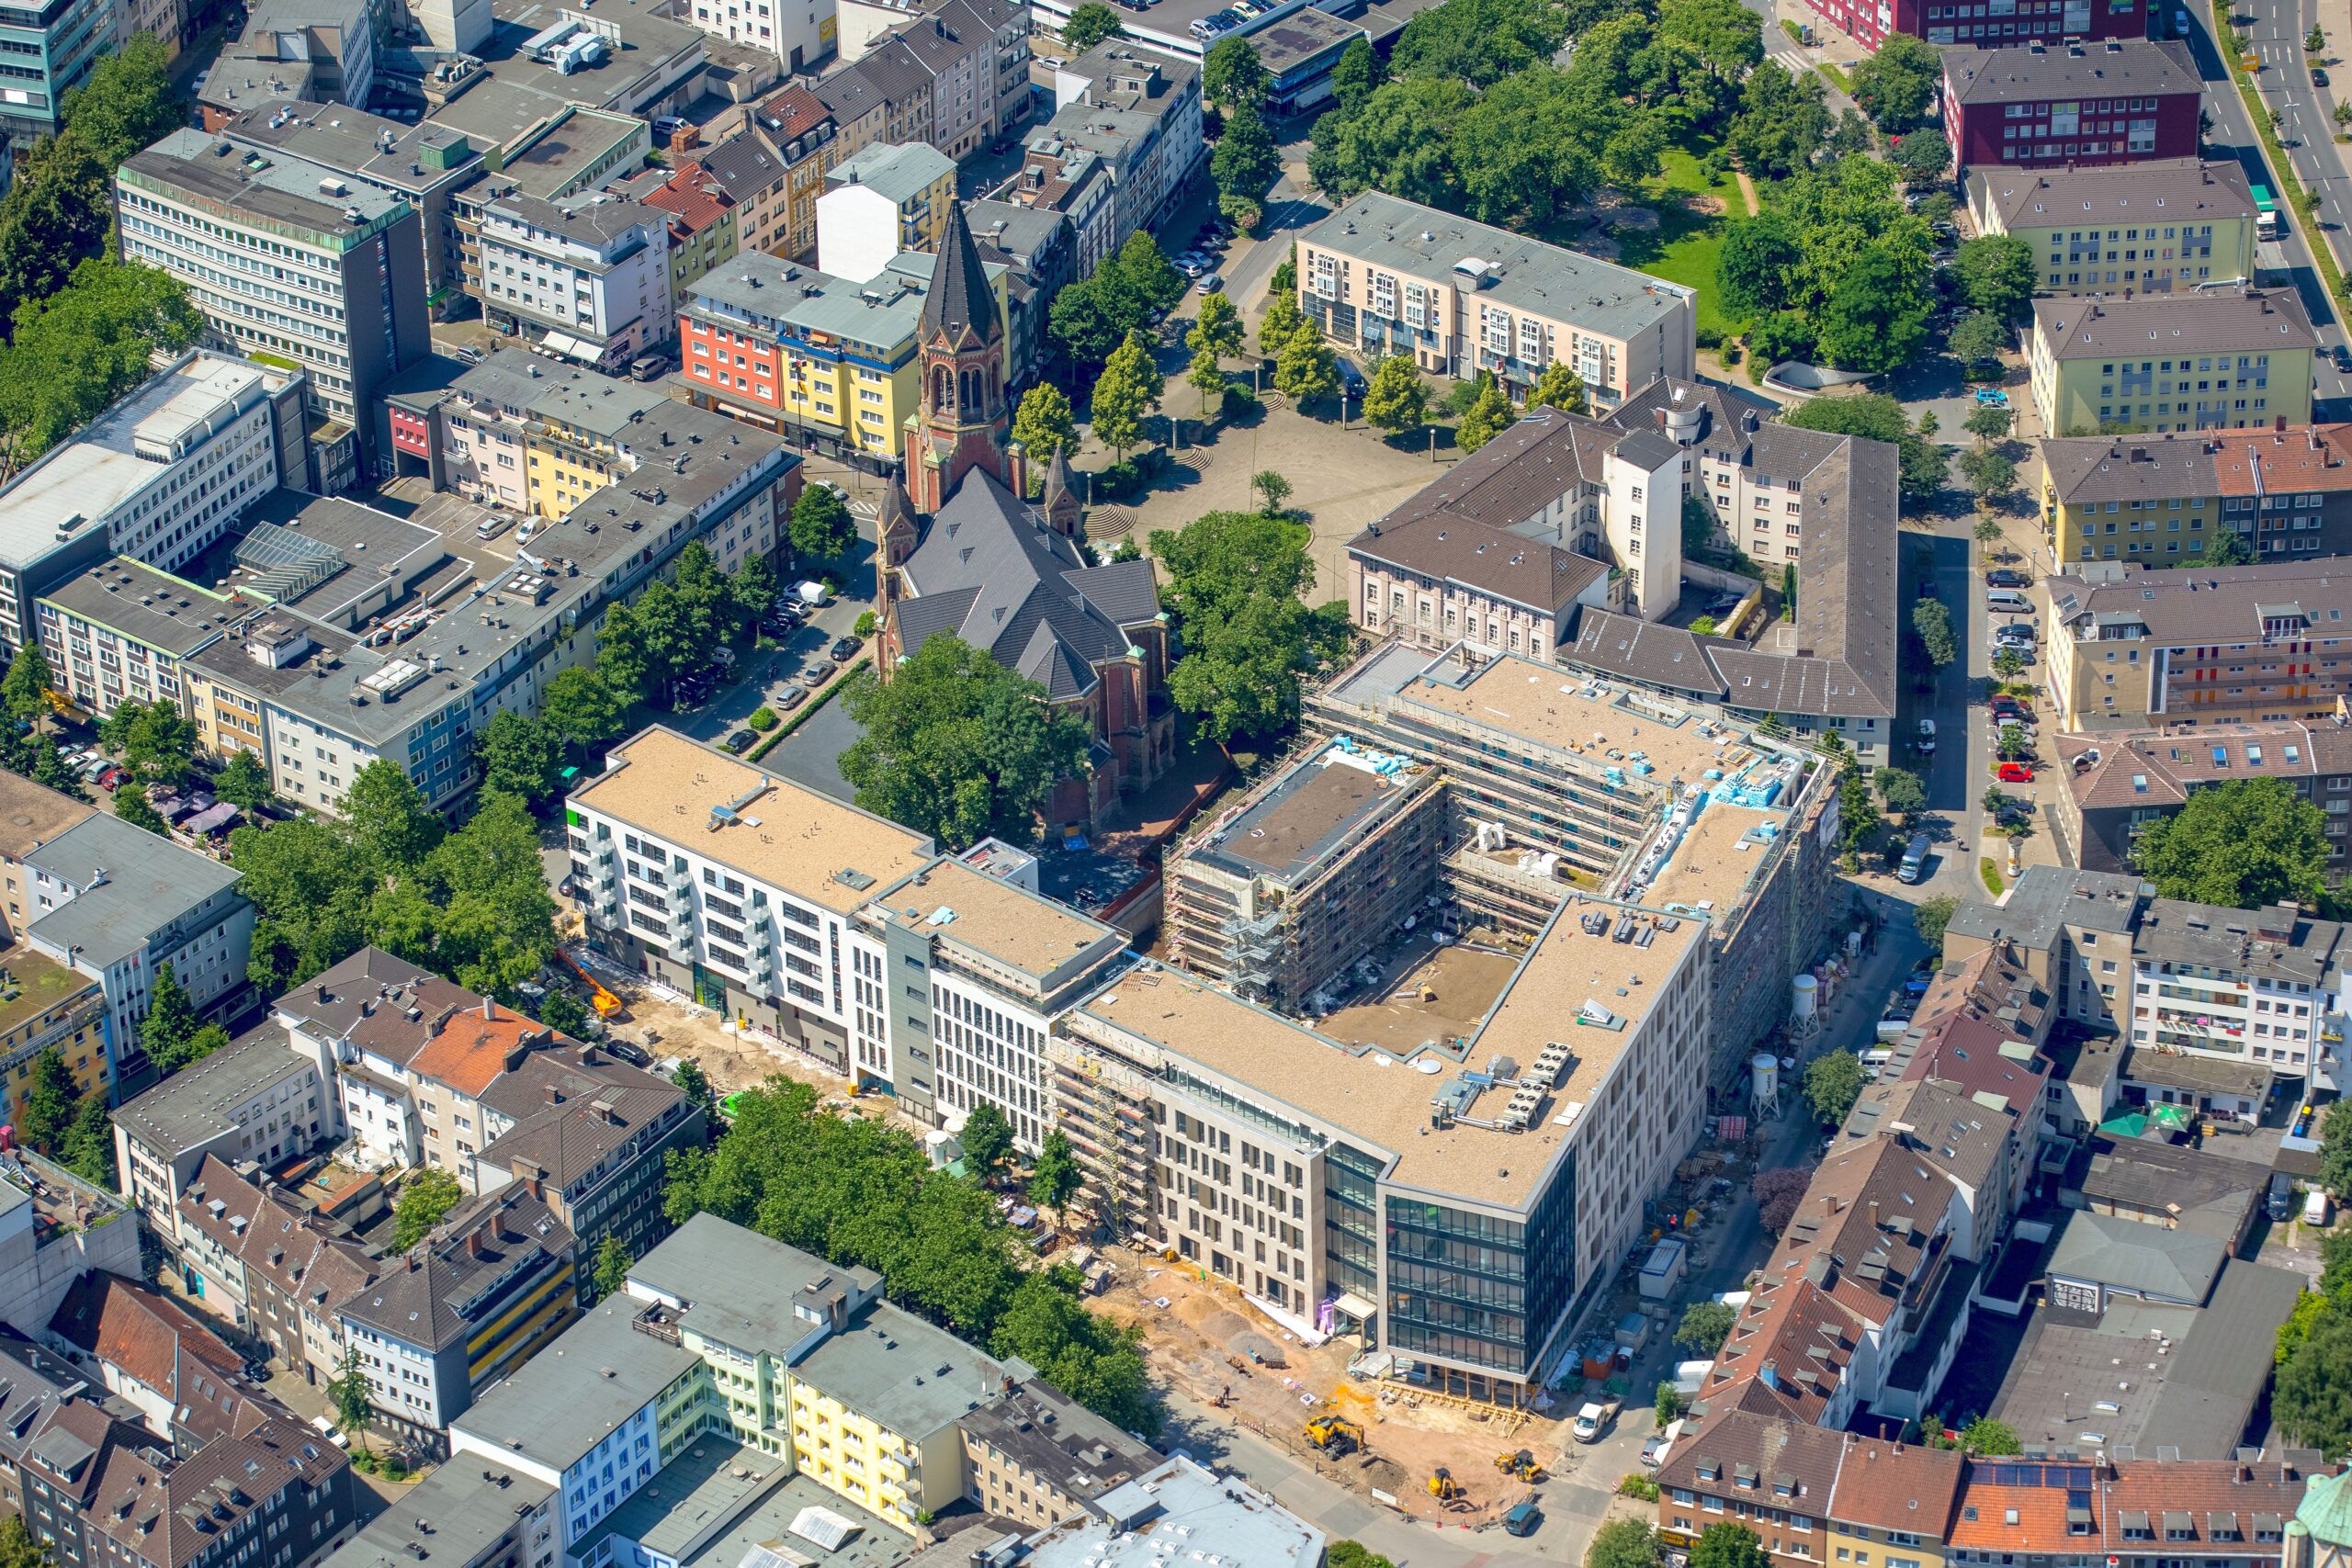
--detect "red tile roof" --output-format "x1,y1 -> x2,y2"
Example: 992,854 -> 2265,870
1828,1436 -> 1963,1537
642,163 -> 733,234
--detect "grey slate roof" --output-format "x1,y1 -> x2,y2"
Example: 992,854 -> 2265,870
1942,38 -> 2199,106
1943,865 -> 2147,953
2131,897 -> 2345,985
2041,433 -> 2222,506
25,812 -> 246,967
2075,1134 -> 2261,1242
2048,1208 -> 2226,1302
448,1292 -> 698,1472
1972,159 -> 2256,235
2034,288 -> 2318,361
896,473 -> 1158,699
2047,558 -> 2352,644
314,1455 -> 552,1568
922,200 -> 1000,345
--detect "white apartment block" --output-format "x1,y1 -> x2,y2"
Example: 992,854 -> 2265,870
0,350 -> 303,655
686,0 -> 835,73
2131,897 -> 2342,1075
1299,192 -> 1696,411
566,728 -> 1127,1152
111,1030 -> 330,1230
475,194 -> 674,368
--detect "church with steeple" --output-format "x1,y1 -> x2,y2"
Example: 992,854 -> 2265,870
876,201 -> 1174,827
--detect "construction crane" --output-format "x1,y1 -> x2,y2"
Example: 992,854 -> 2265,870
553,948 -> 628,1022
1303,1416 -> 1362,1457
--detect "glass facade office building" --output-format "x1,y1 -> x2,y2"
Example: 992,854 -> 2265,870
1382,1157 -> 1577,1378
0,0 -> 109,145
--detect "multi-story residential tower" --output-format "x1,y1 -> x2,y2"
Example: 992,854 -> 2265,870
1969,160 -> 2259,296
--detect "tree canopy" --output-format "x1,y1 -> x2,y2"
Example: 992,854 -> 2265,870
1151,510 -> 1352,742
1954,235 -> 2040,321
838,636 -> 1092,850
1051,233 -> 1185,370
1782,390 -> 1948,503
665,1077 -> 1154,1430
1805,1048 -> 1866,1126
2132,776 -> 2335,912
1059,1 -> 1125,50
788,484 -> 856,563
0,259 -> 204,481
1849,33 -> 1941,130
390,1168 -> 466,1252
1690,1525 -> 1770,1568
1676,1299 -> 1737,1354
1589,1520 -> 1664,1568
1203,36 -> 1270,107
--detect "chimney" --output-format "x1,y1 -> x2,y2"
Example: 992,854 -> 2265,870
546,1084 -> 563,1105
466,1227 -> 484,1258
1821,1193 -> 1842,1214
1760,1359 -> 1780,1390
406,1251 -> 420,1272
482,998 -> 494,1021
1869,1199 -> 1881,1228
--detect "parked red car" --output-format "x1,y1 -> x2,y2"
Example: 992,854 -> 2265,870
1997,761 -> 2035,784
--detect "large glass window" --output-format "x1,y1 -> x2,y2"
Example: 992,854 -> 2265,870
1382,1156 -> 1575,1376
1324,1141 -> 1384,1302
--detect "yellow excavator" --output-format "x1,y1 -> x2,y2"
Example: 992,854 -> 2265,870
1495,1449 -> 1547,1483
1304,1416 -> 1363,1457
1428,1468 -> 1465,1504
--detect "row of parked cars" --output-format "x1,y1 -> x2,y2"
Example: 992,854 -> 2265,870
59,747 -> 124,790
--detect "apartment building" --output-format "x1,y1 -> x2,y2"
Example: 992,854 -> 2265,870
699,86 -> 841,260
1298,192 -> 1696,410
202,0 -> 375,126
673,246 -> 1011,461
0,942 -> 109,1144
470,193 -> 675,370
2041,424 -> 2352,570
817,141 -> 956,281
0,0 -> 111,147
0,349 -> 307,655
274,947 -> 483,1171
1941,40 -> 2202,172
2030,288 -> 2319,437
337,1184 -> 577,1455
111,1027 -> 331,1231
117,131 -> 433,471
37,562 -> 270,722
1969,161 -> 2259,297
565,728 -> 1125,1151
1943,866 -> 2150,1039
17,810 -> 255,1073
312,1461 -> 553,1568
169,1155 -> 376,1386
962,200 -> 1076,389
1057,901 -> 1709,1403
1303,646 -> 1843,1087
813,39 -> 936,160
2041,558 -> 2352,729
681,0 -> 835,75
0,1150 -> 139,1343
1008,45 -> 1204,274
626,160 -> 740,303
2052,717 -> 2352,877
2129,898 -> 2342,1075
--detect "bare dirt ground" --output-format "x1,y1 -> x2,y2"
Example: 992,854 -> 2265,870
1098,1260 -> 1610,1529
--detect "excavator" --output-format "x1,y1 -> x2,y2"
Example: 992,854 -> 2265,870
1428,1468 -> 1466,1505
1303,1416 -> 1363,1457
1495,1449 -> 1548,1483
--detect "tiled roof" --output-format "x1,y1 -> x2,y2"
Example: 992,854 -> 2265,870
475,1044 -> 690,1191
276,948 -> 471,1069
48,1275 -> 273,1447
639,162 -> 733,234
2047,558 -> 2352,646
1657,1405 -> 1847,1505
2059,718 -> 2352,809
408,999 -> 554,1100
1942,39 -> 2199,106
1828,1435 -> 1963,1536
1948,1457 -> 2106,1552
1973,159 -> 2256,234
2033,288 -> 2318,361
89,1414 -> 348,1568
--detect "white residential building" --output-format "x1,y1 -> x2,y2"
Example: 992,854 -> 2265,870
473,193 -> 674,368
565,727 -> 1128,1150
110,1029 -> 330,1230
2131,897 -> 2343,1076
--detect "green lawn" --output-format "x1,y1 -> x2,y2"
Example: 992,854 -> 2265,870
1608,147 -> 1746,345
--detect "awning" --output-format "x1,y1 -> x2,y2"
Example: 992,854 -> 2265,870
537,331 -> 602,363
182,803 -> 239,835
1334,1291 -> 1376,1321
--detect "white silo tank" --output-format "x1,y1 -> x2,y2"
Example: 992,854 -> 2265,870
1792,972 -> 1819,1020
1751,1052 -> 1780,1106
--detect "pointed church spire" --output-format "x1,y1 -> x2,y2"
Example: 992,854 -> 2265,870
921,200 -> 1000,347
1041,443 -> 1075,509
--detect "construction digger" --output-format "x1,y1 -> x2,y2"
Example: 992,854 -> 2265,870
1303,1416 -> 1363,1457
1495,1449 -> 1548,1483
1428,1468 -> 1467,1506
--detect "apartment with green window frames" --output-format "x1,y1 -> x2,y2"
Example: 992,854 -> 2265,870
1051,890 -> 1711,1407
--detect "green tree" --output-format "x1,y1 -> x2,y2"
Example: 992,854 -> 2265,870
1028,1129 -> 1081,1211
325,1348 -> 372,1450
1203,36 -> 1270,107
1588,1519 -> 1663,1568
1805,1049 -> 1867,1126
1258,289 -> 1304,356
1188,290 -> 1245,362
117,700 -> 198,789
1454,375 -> 1512,453
2321,1101 -> 2352,1199
788,483 -> 856,563
390,1168 -> 466,1252
1849,33 -> 1942,130
1956,1417 -> 2024,1456
1724,62 -> 1829,179
478,711 -> 562,806
673,1058 -> 711,1103
961,1101 -> 1015,1183
1090,330 -> 1159,460
17,1046 -> 76,1153
59,35 -> 183,168
2188,530 -> 2255,568
339,759 -> 444,874
1877,766 -> 1927,818
1012,383 -> 1077,479
989,1265 -> 1153,1429
2133,775 -> 2335,913
1251,470 -> 1294,514
140,961 -> 198,1076
1328,1547 -> 1396,1568
1916,893 -> 1961,953
213,750 -> 273,811
731,553 -> 779,633
1676,1299 -> 1737,1355
0,261 -> 204,479
2278,1304 -> 2352,1456
839,637 -> 1091,850
1152,509 -> 1351,742
542,666 -> 628,752
1273,320 -> 1340,407
1392,0 -> 1572,84
1362,354 -> 1428,434
1059,0 -> 1125,50
1959,447 -> 2017,506
1963,402 -> 2015,446
1815,247 -> 1931,373
1890,126 -> 1951,182
1656,1380 -> 1684,1426
1690,1524 -> 1770,1568
1837,761 -> 1884,858
1330,37 -> 1385,112
1185,347 -> 1227,417
1214,103 -> 1282,225
1717,212 -> 1803,321
1784,393 -> 1948,504
1526,358 -> 1587,413
1955,235 -> 2040,321
1913,598 -> 1956,667
537,990 -> 588,1038
592,1235 -> 634,1299
1948,310 -> 2009,371
113,783 -> 166,836
1,641 -> 51,724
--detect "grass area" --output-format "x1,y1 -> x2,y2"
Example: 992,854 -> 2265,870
1819,60 -> 1852,92
1979,857 -> 2004,896
1781,17 -> 1804,42
2217,0 -> 2352,310
1610,145 -> 1745,344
